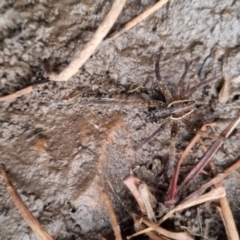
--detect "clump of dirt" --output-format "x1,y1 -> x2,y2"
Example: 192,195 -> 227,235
1,0 -> 240,239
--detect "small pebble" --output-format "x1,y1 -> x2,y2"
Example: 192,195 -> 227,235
9,54 -> 19,66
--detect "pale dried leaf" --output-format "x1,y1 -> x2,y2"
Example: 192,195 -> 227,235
123,175 -> 147,214
142,218 -> 193,240
139,183 -> 156,222
218,76 -> 230,103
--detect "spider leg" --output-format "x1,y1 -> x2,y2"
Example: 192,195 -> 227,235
80,99 -> 159,108
167,121 -> 178,178
154,54 -> 172,103
155,54 -> 162,82
175,62 -> 191,98
182,74 -> 222,99
135,120 -> 168,150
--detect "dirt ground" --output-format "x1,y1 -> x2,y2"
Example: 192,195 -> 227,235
0,0 -> 240,239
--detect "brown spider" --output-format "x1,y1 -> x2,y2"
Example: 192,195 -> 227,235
124,56 -> 221,197
82,54 -> 220,154
136,55 -> 220,152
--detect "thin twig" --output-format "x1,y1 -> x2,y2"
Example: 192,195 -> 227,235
180,226 -> 211,240
48,0 -> 127,81
109,0 -> 169,39
0,86 -> 33,102
200,140 -> 240,240
128,187 -> 226,239
131,214 -> 168,240
142,218 -> 193,240
127,217 -> 193,240
159,187 -> 226,224
210,165 -> 239,240
179,115 -> 240,191
183,158 -> 240,202
102,190 -> 122,240
145,231 -> 169,240
0,164 -> 53,240
165,123 -> 217,207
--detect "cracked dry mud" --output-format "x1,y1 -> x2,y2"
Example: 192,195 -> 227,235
0,0 -> 240,239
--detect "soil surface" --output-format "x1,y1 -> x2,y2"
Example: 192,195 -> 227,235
1,0 -> 240,239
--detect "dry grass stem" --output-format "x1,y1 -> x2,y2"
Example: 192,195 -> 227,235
213,203 -> 229,236
138,183 -> 156,222
160,187 -> 226,224
128,188 -> 225,239
211,170 -> 239,240
179,115 -> 240,191
0,164 -> 53,240
48,0 -> 127,81
142,218 -> 193,240
212,200 -> 239,240
127,217 -> 193,240
179,226 -> 210,240
130,216 -> 169,240
201,135 -> 240,240
145,231 -> 169,240
207,157 -> 239,239
123,175 -> 147,214
166,123 -> 217,206
184,158 -> 240,202
0,86 -> 33,102
102,190 -> 122,240
110,0 -> 169,39
131,215 -> 167,240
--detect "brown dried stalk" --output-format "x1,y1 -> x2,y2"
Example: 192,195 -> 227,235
0,86 -> 33,102
131,187 -> 226,238
159,187 -> 226,224
183,158 -> 240,202
109,0 -> 169,39
102,190 -> 122,240
48,0 -> 127,81
199,140 -> 240,240
127,217 -> 193,240
210,166 -> 239,240
213,202 -> 239,240
179,115 -> 240,191
142,218 -> 192,240
0,164 -> 53,240
166,123 -> 217,207
145,231 -> 169,240
131,214 -> 168,240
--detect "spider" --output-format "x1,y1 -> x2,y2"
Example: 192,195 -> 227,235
129,55 -> 220,177
82,54 -> 220,160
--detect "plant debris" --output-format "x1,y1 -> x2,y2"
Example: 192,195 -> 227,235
0,164 -> 53,240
